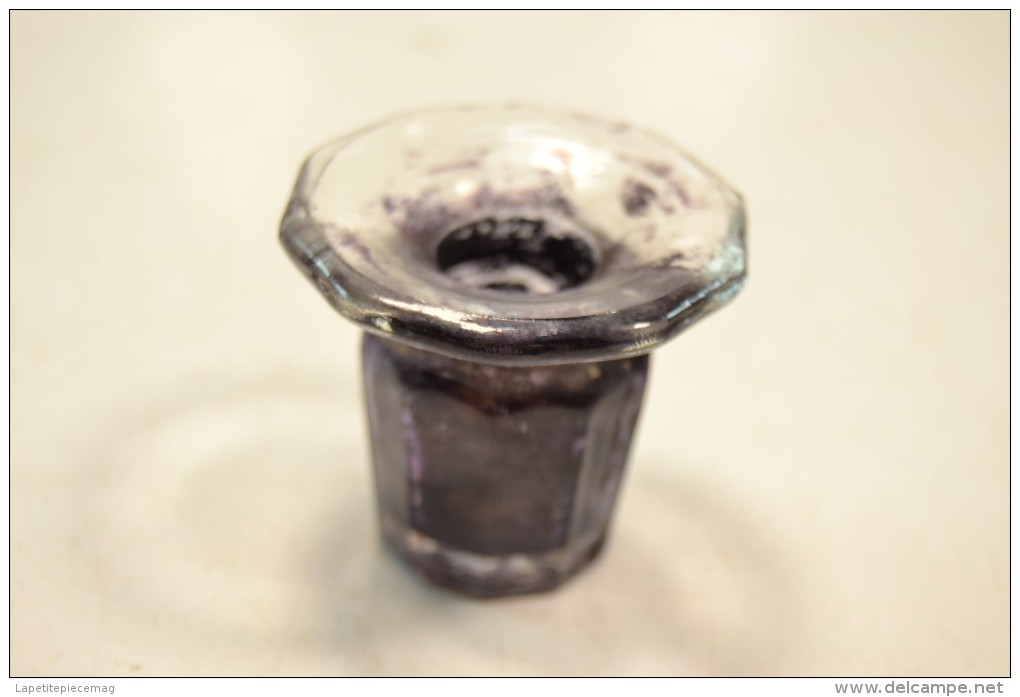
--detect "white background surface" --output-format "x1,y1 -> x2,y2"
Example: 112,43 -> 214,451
10,11 -> 1008,676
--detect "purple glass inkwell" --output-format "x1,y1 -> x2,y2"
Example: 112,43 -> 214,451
280,105 -> 746,597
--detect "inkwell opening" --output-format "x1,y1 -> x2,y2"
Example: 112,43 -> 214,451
435,217 -> 598,295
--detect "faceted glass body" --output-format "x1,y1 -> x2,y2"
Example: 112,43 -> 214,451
363,335 -> 648,596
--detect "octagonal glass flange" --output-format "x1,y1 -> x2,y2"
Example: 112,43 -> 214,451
280,105 -> 746,596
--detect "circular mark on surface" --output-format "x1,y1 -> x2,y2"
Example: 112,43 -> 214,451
77,378 -> 372,642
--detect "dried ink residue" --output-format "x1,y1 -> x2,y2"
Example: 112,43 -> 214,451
622,179 -> 657,216
382,191 -> 459,240
632,158 -> 694,208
